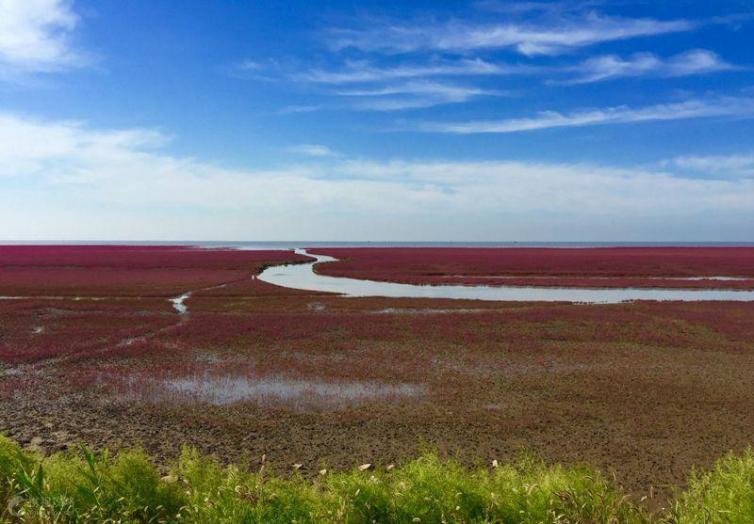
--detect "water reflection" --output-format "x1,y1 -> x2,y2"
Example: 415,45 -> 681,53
147,375 -> 425,409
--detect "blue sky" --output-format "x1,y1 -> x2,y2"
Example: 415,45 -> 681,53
1,0 -> 753,240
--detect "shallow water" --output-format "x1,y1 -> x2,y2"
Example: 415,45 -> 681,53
439,275 -> 754,281
373,307 -> 490,314
150,375 -> 425,408
170,292 -> 191,314
0,296 -> 108,301
258,249 -> 754,304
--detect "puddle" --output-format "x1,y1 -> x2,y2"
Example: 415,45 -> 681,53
128,374 -> 425,409
307,302 -> 327,311
0,367 -> 22,377
258,250 -> 754,304
0,296 -> 109,301
168,282 -> 233,316
117,337 -> 142,348
170,292 -> 191,315
439,275 -> 753,281
373,307 -> 489,314
193,352 -> 234,364
648,276 -> 752,281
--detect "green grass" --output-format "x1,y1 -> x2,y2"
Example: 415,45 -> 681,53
1,434 -> 753,523
671,449 -> 754,524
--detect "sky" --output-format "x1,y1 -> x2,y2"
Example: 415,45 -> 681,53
1,0 -> 754,241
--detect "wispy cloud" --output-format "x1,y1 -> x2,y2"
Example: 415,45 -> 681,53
419,96 -> 754,134
565,49 -> 736,84
298,58 -> 527,84
235,59 -> 264,71
475,0 -> 604,16
337,80 -> 502,111
328,12 -> 695,56
278,104 -> 323,114
229,4 -> 749,115
285,144 -> 340,157
227,58 -> 284,82
0,0 -> 87,78
665,153 -> 754,178
289,59 -> 515,111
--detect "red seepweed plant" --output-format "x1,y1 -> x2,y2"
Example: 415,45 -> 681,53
309,247 -> 754,288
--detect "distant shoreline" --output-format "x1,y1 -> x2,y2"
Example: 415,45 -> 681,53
2,240 -> 754,248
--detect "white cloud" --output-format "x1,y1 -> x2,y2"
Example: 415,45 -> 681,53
420,96 -> 754,134
567,49 -> 735,83
328,12 -> 695,56
285,144 -> 339,157
0,113 -> 166,178
666,153 -> 754,178
278,104 -> 323,114
236,59 -> 263,71
337,80 -> 502,111
0,0 -> 86,76
291,61 -> 511,111
233,8 -> 740,113
475,0 -> 604,16
1,112 -> 753,241
299,58 -> 522,84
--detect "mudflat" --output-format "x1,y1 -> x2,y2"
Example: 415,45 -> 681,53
2,246 -> 754,504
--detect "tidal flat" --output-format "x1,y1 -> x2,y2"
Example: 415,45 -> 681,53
2,245 -> 754,508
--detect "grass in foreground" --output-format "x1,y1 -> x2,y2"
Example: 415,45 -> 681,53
1,435 -> 753,523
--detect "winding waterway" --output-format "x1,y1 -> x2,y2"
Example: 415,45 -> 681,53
258,249 -> 754,304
